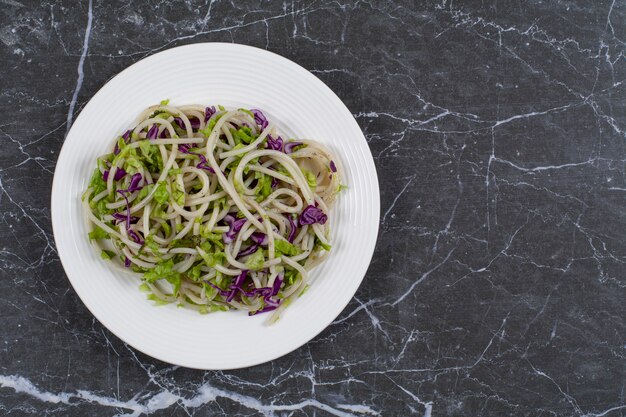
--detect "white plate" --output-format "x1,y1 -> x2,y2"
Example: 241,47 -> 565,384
51,43 -> 379,369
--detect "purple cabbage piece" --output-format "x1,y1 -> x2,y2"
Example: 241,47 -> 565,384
250,232 -> 267,245
249,305 -> 278,315
243,275 -> 282,297
114,130 -> 132,155
112,212 -> 126,224
236,232 -> 268,257
226,270 -> 248,302
117,190 -> 144,244
251,109 -> 268,130
246,286 -> 271,297
174,117 -> 201,130
287,215 -> 298,243
196,154 -> 215,173
207,271 -> 283,314
179,144 -> 215,173
299,205 -> 327,225
222,214 -> 247,244
205,106 -> 217,123
124,256 -> 131,268
159,129 -> 169,138
237,244 -> 259,257
262,299 -> 279,308
116,190 -> 132,230
272,275 -> 283,296
103,168 -> 127,182
222,214 -> 235,226
147,124 -> 159,140
284,141 -> 303,154
266,134 -> 283,151
247,274 -> 284,315
112,212 -> 139,225
330,160 -> 337,172
128,229 -> 144,245
241,274 -> 282,301
127,173 -> 144,192
231,218 -> 248,232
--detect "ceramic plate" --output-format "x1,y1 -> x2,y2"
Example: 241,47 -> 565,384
51,43 -> 379,369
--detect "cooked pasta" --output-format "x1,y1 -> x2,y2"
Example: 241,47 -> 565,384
82,101 -> 342,319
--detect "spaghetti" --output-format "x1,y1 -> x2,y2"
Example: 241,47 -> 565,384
82,102 -> 342,319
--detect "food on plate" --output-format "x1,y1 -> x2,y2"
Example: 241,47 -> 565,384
82,102 -> 342,319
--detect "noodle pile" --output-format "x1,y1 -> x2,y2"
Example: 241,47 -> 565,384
83,102 -> 342,319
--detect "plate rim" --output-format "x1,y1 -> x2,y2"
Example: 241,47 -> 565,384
51,42 -> 380,369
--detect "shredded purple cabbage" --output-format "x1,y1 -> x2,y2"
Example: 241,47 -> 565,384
222,214 -> 247,244
114,130 -> 132,155
272,275 -> 283,294
103,168 -> 127,182
206,271 -> 283,315
287,215 -> 298,243
124,256 -> 131,268
205,106 -> 217,123
330,160 -> 337,172
299,205 -> 327,225
179,143 -> 192,153
180,144 -> 215,173
116,190 -> 132,229
248,274 -> 284,315
250,232 -> 267,245
226,270 -> 248,302
251,109 -> 268,130
284,141 -> 303,154
174,117 -> 201,130
112,212 -> 139,225
237,244 -> 259,257
241,275 -> 282,299
117,190 -> 144,244
196,154 -> 215,173
127,173 -> 143,193
147,124 -> 159,140
266,134 -> 283,151
117,190 -> 130,230
128,229 -> 144,245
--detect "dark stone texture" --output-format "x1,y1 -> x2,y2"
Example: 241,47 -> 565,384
0,0 -> 624,416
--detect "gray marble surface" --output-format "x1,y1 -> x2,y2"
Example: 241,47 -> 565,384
1,0 -> 625,416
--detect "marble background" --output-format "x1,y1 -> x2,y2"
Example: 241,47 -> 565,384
1,0 -> 625,416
